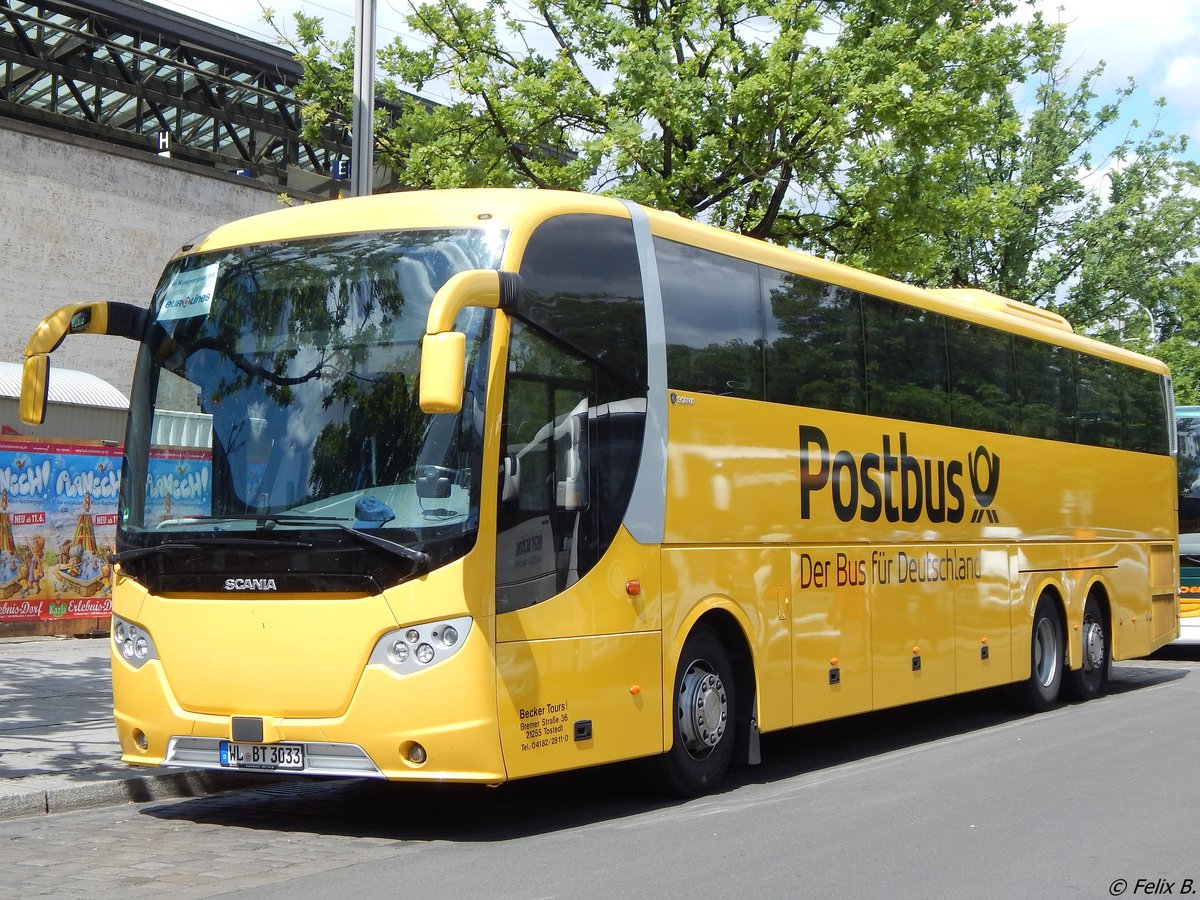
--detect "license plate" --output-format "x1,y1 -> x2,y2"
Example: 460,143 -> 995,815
219,740 -> 305,770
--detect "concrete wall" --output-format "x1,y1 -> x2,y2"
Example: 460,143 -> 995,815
0,117 -> 287,421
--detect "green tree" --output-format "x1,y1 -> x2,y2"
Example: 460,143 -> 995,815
267,0 -> 1200,347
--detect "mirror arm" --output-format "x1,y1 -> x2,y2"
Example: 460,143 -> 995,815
425,271 -> 518,335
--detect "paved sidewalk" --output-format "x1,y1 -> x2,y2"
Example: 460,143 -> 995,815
0,635 -> 278,820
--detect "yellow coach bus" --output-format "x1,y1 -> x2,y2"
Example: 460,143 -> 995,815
19,189 -> 1178,796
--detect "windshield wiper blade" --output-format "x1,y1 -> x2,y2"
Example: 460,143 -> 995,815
332,524 -> 430,572
109,543 -> 202,564
168,514 -> 343,529
155,513 -> 430,571
110,536 -> 315,564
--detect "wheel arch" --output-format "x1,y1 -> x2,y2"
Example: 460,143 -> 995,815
1018,577 -> 1068,681
664,603 -> 758,766
1073,578 -> 1113,672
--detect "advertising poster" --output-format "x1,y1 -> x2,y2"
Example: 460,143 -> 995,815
0,439 -> 122,621
145,448 -> 213,524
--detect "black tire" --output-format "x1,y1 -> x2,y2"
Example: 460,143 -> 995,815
649,626 -> 736,797
1013,594 -> 1064,712
1065,593 -> 1109,701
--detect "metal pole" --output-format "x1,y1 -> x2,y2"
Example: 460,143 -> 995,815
350,0 -> 376,197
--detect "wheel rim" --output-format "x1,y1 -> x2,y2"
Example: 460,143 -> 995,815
677,659 -> 728,759
1033,616 -> 1059,687
1081,614 -> 1106,673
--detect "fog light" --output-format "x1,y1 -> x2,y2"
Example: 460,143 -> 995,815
133,729 -> 148,751
407,743 -> 427,764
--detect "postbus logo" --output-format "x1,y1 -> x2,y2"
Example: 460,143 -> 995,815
799,425 -> 1000,525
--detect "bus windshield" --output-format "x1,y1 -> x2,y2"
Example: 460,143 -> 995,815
117,228 -> 503,592
1178,409 -> 1200,550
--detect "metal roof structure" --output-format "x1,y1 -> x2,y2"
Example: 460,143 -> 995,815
0,360 -> 128,409
0,0 -> 351,193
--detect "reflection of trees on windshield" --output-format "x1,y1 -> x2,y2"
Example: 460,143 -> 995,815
148,230 -> 500,514
309,372 -> 425,497
195,241 -> 410,409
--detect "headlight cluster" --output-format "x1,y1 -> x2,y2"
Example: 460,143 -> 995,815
370,616 -> 471,676
112,615 -> 159,669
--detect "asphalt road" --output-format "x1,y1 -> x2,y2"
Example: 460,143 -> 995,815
3,649 -> 1198,900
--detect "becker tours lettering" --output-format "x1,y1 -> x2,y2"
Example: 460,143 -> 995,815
799,425 -> 1001,525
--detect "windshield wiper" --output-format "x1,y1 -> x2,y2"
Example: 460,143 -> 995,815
109,536 -> 315,564
330,523 -> 431,572
151,512 -> 431,572
109,543 -> 202,564
166,514 -> 343,529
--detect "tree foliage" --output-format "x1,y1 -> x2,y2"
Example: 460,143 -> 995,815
266,0 -> 1200,394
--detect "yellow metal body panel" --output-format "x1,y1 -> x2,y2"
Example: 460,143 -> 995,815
494,530 -> 665,777
496,631 -> 662,779
110,558 -> 508,781
89,189 -> 1177,786
660,547 -> 792,733
661,395 -> 1177,731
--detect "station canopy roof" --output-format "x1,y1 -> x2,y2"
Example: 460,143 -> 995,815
0,361 -> 128,410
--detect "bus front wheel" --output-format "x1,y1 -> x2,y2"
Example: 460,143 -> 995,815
1014,595 -> 1064,712
651,626 -> 736,797
1065,594 -> 1109,701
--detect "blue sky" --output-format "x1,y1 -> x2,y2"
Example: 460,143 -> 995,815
147,0 -> 1200,166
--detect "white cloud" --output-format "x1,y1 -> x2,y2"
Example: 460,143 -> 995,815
1164,56 -> 1200,95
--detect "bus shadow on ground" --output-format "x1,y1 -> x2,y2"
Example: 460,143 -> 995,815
140,659 -> 1192,842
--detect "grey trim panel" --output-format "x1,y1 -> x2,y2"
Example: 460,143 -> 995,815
618,200 -> 667,545
166,736 -> 386,779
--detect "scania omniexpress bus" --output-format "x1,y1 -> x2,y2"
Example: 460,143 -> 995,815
1175,406 -> 1200,644
19,189 -> 1179,795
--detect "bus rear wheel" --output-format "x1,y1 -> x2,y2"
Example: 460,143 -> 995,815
1065,594 -> 1109,701
651,626 -> 736,797
1014,595 -> 1064,712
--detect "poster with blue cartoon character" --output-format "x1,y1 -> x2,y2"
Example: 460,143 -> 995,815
0,439 -> 122,621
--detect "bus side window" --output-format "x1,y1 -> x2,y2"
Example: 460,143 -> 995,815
862,296 -> 951,426
762,269 -> 865,412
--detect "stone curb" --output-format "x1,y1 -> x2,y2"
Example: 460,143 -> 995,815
0,769 -> 297,821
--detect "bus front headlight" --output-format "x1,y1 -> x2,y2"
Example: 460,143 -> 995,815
112,615 -> 159,669
369,616 -> 472,676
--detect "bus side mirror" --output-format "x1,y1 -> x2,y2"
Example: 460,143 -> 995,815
420,332 -> 468,414
419,270 -> 519,414
20,355 -> 50,425
19,300 -> 147,425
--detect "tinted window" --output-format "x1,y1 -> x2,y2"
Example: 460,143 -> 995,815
1076,352 -> 1123,449
517,214 -> 647,385
1126,369 -> 1169,454
862,297 -> 950,425
657,238 -> 763,399
1015,337 -> 1076,441
947,319 -> 1018,433
762,269 -> 865,412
